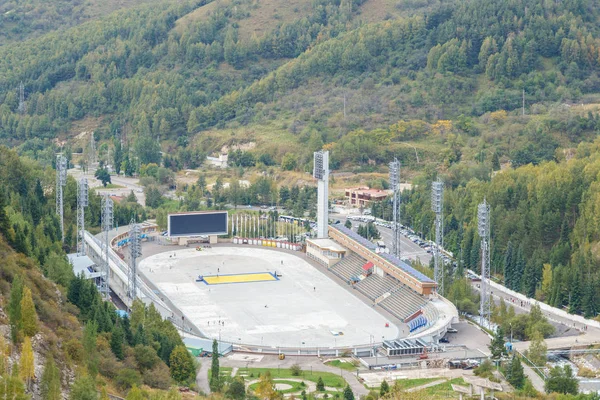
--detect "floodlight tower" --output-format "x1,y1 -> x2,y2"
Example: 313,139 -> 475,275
431,179 -> 444,294
389,158 -> 401,258
77,178 -> 89,256
478,199 -> 491,326
55,154 -> 67,242
101,194 -> 113,300
128,219 -> 142,301
314,150 -> 330,239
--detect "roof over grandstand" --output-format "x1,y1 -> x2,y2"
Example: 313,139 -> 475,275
306,238 -> 347,252
330,223 -> 435,284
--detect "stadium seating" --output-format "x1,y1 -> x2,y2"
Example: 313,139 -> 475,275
408,315 -> 428,332
329,254 -> 366,282
379,285 -> 427,321
355,274 -> 397,300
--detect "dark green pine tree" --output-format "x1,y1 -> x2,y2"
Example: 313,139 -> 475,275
508,356 -> 525,389
569,269 -> 582,315
0,188 -> 10,240
462,228 -> 474,270
503,241 -> 514,289
110,324 -> 125,360
513,244 -> 525,292
343,385 -> 355,400
489,326 -> 506,359
582,278 -> 597,318
8,275 -> 24,342
522,259 -> 538,298
210,339 -> 221,392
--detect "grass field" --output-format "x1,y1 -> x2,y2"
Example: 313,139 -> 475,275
325,359 -> 357,371
249,379 -> 305,394
242,367 -> 346,388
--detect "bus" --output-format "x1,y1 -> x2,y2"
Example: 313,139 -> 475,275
278,215 -> 316,228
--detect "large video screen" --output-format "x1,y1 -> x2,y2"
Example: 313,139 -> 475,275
168,211 -> 228,237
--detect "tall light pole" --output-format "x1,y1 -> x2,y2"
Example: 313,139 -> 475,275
128,219 -> 142,302
431,179 -> 444,294
101,194 -> 113,300
76,178 -> 89,256
478,199 -> 491,327
55,154 -> 67,242
389,158 -> 401,258
314,150 -> 329,239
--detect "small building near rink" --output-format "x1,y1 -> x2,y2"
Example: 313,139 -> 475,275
345,187 -> 391,208
306,238 -> 347,267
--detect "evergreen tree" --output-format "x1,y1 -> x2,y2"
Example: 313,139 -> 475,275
226,377 -> 246,400
19,337 -> 35,390
343,385 -> 355,400
545,365 -> 578,395
583,278 -> 597,318
507,356 -> 525,389
0,187 -> 10,240
113,139 -> 123,175
513,244 -> 525,291
489,326 -> 506,359
83,321 -> 99,377
316,377 -> 325,391
8,275 -> 24,342
169,345 -> 195,384
503,241 -> 514,289
344,220 -> 352,229
41,355 -> 62,400
111,324 -> 125,360
20,287 -> 38,337
380,379 -> 389,396
569,269 -> 582,314
210,339 -> 221,392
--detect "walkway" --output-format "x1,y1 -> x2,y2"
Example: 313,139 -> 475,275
196,361 -> 211,395
522,364 -> 545,394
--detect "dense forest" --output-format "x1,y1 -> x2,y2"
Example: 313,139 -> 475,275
0,146 -> 197,399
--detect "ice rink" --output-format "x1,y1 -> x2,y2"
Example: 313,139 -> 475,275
139,246 -> 400,347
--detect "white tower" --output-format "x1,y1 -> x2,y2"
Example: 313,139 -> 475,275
478,199 -> 491,326
77,178 -> 89,256
55,154 -> 67,242
389,159 -> 401,258
101,194 -> 113,300
431,179 -> 444,294
314,150 -> 329,239
128,220 -> 142,301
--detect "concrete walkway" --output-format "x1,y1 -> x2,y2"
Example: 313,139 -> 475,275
522,364 -> 545,394
196,361 -> 211,395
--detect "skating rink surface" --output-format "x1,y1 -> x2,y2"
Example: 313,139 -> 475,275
138,246 -> 399,347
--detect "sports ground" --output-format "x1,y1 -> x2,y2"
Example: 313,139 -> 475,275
138,246 -> 400,347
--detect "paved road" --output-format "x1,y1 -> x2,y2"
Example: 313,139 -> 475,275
196,360 -> 211,395
330,213 -> 432,265
68,166 -> 147,206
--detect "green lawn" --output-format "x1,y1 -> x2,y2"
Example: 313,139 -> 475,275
325,359 -> 357,371
92,183 -> 125,190
423,378 -> 465,396
208,367 -> 233,380
243,368 -> 346,388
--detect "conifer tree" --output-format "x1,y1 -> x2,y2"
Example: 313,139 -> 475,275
8,275 -> 24,342
41,355 -> 62,400
380,379 -> 389,396
83,321 -> 99,377
20,287 -> 38,337
210,339 -> 221,392
170,345 -> 195,384
343,385 -> 355,400
111,324 -> 125,360
19,337 -> 35,390
507,356 -> 525,389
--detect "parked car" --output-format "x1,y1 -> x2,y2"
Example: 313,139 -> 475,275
447,328 -> 458,333
439,337 -> 449,343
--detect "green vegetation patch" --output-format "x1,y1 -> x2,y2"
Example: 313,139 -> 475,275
249,379 -> 304,394
244,368 -> 346,388
325,359 -> 357,371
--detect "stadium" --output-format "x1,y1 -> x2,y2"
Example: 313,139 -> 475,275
119,209 -> 458,358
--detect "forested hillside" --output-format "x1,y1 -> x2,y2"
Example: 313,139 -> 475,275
0,146 -> 197,399
1,0 -> 599,174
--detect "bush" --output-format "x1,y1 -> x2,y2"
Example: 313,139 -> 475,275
316,377 -> 325,391
64,339 -> 84,363
143,363 -> 171,390
115,368 -> 142,390
290,364 -> 302,376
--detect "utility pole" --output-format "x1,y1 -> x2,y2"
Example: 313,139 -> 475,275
55,154 -> 67,243
432,178 -> 444,294
101,194 -> 113,300
77,178 -> 89,256
389,158 -> 401,258
128,219 -> 142,302
478,199 -> 491,327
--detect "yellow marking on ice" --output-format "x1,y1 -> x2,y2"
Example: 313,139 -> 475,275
203,273 -> 276,284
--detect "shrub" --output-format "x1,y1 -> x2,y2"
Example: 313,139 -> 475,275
115,368 -> 142,390
143,363 -> 171,390
290,364 -> 302,376
64,339 -> 83,363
